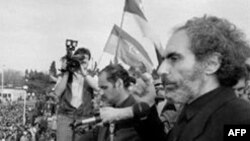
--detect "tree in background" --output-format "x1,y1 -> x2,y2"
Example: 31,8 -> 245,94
0,68 -> 51,98
49,61 -> 57,77
0,69 -> 23,87
49,61 -> 58,83
24,70 -> 54,99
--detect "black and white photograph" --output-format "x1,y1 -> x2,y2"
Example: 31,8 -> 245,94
1,0 -> 250,141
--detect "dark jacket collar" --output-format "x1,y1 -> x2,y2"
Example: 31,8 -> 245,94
181,86 -> 237,140
116,95 -> 136,108
184,86 -> 230,120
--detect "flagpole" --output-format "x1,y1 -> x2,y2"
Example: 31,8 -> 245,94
91,57 -> 94,70
114,3 -> 126,64
97,52 -> 104,67
119,8 -> 126,31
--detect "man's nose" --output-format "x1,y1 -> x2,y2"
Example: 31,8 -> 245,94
157,60 -> 171,76
99,90 -> 104,96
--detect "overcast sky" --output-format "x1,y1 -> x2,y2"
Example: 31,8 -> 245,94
1,0 -> 249,72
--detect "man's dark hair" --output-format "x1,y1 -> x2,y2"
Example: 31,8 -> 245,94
74,47 -> 91,60
176,15 -> 250,87
100,64 -> 136,89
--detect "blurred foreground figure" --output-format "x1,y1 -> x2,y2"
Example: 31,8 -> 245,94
100,15 -> 250,141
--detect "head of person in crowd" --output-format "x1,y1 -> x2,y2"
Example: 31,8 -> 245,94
27,131 -> 32,140
233,57 -> 250,102
73,47 -> 91,70
98,64 -> 136,106
233,78 -> 249,100
158,15 -> 250,104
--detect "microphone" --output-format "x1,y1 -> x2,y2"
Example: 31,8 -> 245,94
80,116 -> 102,125
70,114 -> 102,129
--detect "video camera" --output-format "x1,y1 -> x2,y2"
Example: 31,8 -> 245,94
63,39 -> 81,73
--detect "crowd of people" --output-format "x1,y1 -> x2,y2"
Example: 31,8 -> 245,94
0,99 -> 57,141
1,15 -> 250,141
0,103 -> 32,141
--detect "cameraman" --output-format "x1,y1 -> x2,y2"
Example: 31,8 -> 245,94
54,47 -> 99,141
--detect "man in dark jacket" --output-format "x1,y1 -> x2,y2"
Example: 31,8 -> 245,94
157,15 -> 250,141
97,64 -> 142,141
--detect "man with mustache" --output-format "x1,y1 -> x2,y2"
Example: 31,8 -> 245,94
97,64 -> 142,141
100,15 -> 250,141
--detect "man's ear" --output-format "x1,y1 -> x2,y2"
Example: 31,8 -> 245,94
204,53 -> 221,75
115,78 -> 124,88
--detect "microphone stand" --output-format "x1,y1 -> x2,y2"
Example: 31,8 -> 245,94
109,123 -> 115,141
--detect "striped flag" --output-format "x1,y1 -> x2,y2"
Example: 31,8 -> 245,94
124,0 -> 163,65
124,0 -> 147,21
103,25 -> 153,72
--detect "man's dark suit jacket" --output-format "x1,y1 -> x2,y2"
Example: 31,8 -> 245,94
167,86 -> 250,141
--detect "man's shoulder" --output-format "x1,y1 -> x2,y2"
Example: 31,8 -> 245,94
223,97 -> 250,113
206,87 -> 250,118
213,97 -> 250,123
118,95 -> 137,108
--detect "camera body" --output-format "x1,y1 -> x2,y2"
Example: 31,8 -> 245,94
65,39 -> 81,73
